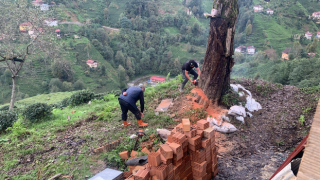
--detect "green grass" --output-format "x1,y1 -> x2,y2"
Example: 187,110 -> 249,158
164,27 -> 180,34
0,77 -> 194,179
169,43 -> 206,63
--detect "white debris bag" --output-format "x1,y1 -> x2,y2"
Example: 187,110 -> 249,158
246,112 -> 253,117
228,106 -> 246,117
212,122 -> 238,133
236,116 -> 245,124
207,117 -> 222,127
230,84 -> 239,92
245,96 -> 262,112
221,115 -> 230,122
156,129 -> 171,139
130,134 -> 137,139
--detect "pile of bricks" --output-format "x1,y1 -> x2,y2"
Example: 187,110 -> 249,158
124,118 -> 218,180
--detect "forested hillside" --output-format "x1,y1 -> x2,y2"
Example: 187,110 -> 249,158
232,0 -> 320,88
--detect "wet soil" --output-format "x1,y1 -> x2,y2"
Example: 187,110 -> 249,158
168,79 -> 320,180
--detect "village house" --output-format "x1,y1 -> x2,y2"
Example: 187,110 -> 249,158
282,48 -> 291,60
235,45 -> 246,53
86,60 -> 98,68
186,9 -> 192,16
55,29 -> 61,38
40,4 -> 49,11
312,12 -> 320,19
150,76 -> 166,83
31,0 -> 44,6
253,5 -> 263,12
28,28 -> 44,39
19,22 -> 32,32
305,31 -> 312,40
44,18 -> 58,27
247,46 -> 255,55
316,32 -> 320,39
266,8 -> 274,15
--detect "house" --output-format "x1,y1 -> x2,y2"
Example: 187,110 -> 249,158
312,12 -> 320,19
305,31 -> 312,39
55,29 -> 61,38
282,48 -> 291,60
40,4 -> 49,11
247,46 -> 255,55
266,8 -> 274,15
32,0 -> 44,6
44,18 -> 58,27
253,5 -> 263,12
19,22 -> 32,32
150,76 -> 166,83
86,60 -> 98,68
28,28 -> 44,39
308,53 -> 316,57
187,9 -> 192,16
316,32 -> 320,39
235,45 -> 246,53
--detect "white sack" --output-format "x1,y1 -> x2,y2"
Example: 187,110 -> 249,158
245,96 -> 262,112
236,116 -> 245,124
228,106 -> 246,117
212,122 -> 238,133
156,128 -> 171,139
207,117 -> 222,127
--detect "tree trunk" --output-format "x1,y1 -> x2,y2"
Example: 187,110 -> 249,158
9,76 -> 16,110
199,0 -> 239,105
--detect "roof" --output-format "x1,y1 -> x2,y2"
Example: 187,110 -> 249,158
150,76 -> 165,81
282,48 -> 291,54
305,32 -> 312,35
40,4 -> 49,6
247,46 -> 255,49
313,12 -> 320,15
317,32 -> 320,35
266,8 -> 273,11
254,5 -> 263,8
45,18 -> 57,21
55,29 -> 60,32
86,60 -> 96,64
20,22 -> 32,26
32,0 -> 44,2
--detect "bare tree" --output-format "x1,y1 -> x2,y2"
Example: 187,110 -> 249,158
0,1 -> 61,110
199,0 -> 239,105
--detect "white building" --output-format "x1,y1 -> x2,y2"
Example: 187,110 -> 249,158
266,8 -> 274,15
44,18 -> 58,26
305,31 -> 312,40
253,5 -> 263,12
247,46 -> 255,55
40,4 -> 49,11
317,32 -> 320,39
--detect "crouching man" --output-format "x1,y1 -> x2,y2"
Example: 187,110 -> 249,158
118,86 -> 148,128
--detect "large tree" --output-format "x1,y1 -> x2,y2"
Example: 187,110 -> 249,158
199,0 -> 239,105
0,1 -> 60,110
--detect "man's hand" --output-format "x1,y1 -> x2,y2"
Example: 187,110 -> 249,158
123,92 -> 127,96
140,112 -> 144,117
191,80 -> 196,84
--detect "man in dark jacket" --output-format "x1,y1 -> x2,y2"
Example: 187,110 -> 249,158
118,86 -> 148,128
180,59 -> 201,92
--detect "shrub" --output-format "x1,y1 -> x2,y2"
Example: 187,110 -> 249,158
0,110 -> 18,130
59,97 -> 71,108
22,103 -> 53,122
0,105 -> 17,111
69,90 -> 94,106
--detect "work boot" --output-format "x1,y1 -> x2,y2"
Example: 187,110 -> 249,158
179,84 -> 184,92
137,119 -> 148,127
123,121 -> 131,128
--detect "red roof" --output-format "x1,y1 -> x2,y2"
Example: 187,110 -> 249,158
86,60 -> 96,64
313,12 -> 320,15
55,29 -> 60,32
317,32 -> 320,35
20,22 -> 32,26
266,8 -> 273,11
305,32 -> 312,35
254,5 -> 263,8
150,76 -> 165,81
247,46 -> 255,49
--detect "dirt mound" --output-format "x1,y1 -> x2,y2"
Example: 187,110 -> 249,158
168,79 -> 319,179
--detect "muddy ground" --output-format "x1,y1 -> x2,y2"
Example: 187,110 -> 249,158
168,78 -> 319,180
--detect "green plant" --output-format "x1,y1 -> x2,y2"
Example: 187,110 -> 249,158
275,139 -> 285,146
69,90 -> 94,107
302,107 -> 311,115
6,119 -> 31,141
22,103 -> 53,122
299,115 -> 305,126
0,110 -> 18,130
221,91 -> 243,107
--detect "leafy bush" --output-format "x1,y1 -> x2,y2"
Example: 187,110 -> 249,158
0,110 -> 18,130
6,119 -> 32,140
0,105 -> 17,111
22,103 -> 53,122
69,90 -> 94,106
59,97 -> 71,108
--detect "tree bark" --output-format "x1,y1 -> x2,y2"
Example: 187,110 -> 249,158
9,76 -> 16,110
199,0 -> 239,105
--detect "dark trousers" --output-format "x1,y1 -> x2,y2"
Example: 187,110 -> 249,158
118,99 -> 141,121
181,69 -> 198,89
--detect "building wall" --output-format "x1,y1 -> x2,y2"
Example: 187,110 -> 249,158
282,53 -> 289,60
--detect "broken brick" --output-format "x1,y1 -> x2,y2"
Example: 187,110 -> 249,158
119,151 -> 129,160
196,120 -> 209,130
182,119 -> 191,132
197,130 -> 204,138
160,144 -> 173,159
131,150 -> 138,158
141,147 -> 151,155
148,152 -> 161,167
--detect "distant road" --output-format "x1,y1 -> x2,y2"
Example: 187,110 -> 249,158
59,22 -> 84,26
102,26 -> 120,32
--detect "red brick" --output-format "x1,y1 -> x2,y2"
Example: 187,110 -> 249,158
160,144 -> 173,159
186,173 -> 193,180
141,147 -> 150,154
134,169 -> 150,180
155,164 -> 168,180
203,128 -> 215,139
212,154 -> 218,165
182,139 -> 189,149
124,171 -> 132,179
196,120 -> 209,130
197,130 -> 204,138
168,143 -> 182,154
173,133 -> 186,145
182,119 -> 191,131
131,150 -> 138,158
184,129 -> 196,138
213,165 -> 218,177
119,151 -> 129,160
176,123 -> 184,134
167,135 -> 173,143
201,138 -> 211,149
206,172 -> 212,180
212,163 -> 218,173
148,152 -> 161,167
188,135 -> 201,146
192,168 -> 206,178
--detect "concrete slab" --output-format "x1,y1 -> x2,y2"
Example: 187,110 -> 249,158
155,99 -> 173,112
89,168 -> 123,180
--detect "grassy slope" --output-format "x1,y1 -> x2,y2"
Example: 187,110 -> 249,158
0,78 -> 194,179
169,43 -> 206,64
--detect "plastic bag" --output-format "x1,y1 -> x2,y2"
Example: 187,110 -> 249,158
236,116 -> 245,124
212,122 -> 238,133
156,128 -> 171,139
245,96 -> 262,112
207,117 -> 222,127
228,106 -> 246,117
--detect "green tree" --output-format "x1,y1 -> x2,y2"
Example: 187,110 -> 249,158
115,51 -> 126,66
192,22 -> 200,35
307,38 -> 319,53
126,57 -> 135,77
233,52 -> 245,63
84,42 -> 92,58
292,41 -> 302,59
245,24 -> 252,36
51,60 -> 74,81
118,65 -> 126,89
101,65 -> 106,76
62,81 -> 73,91
73,80 -> 85,90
